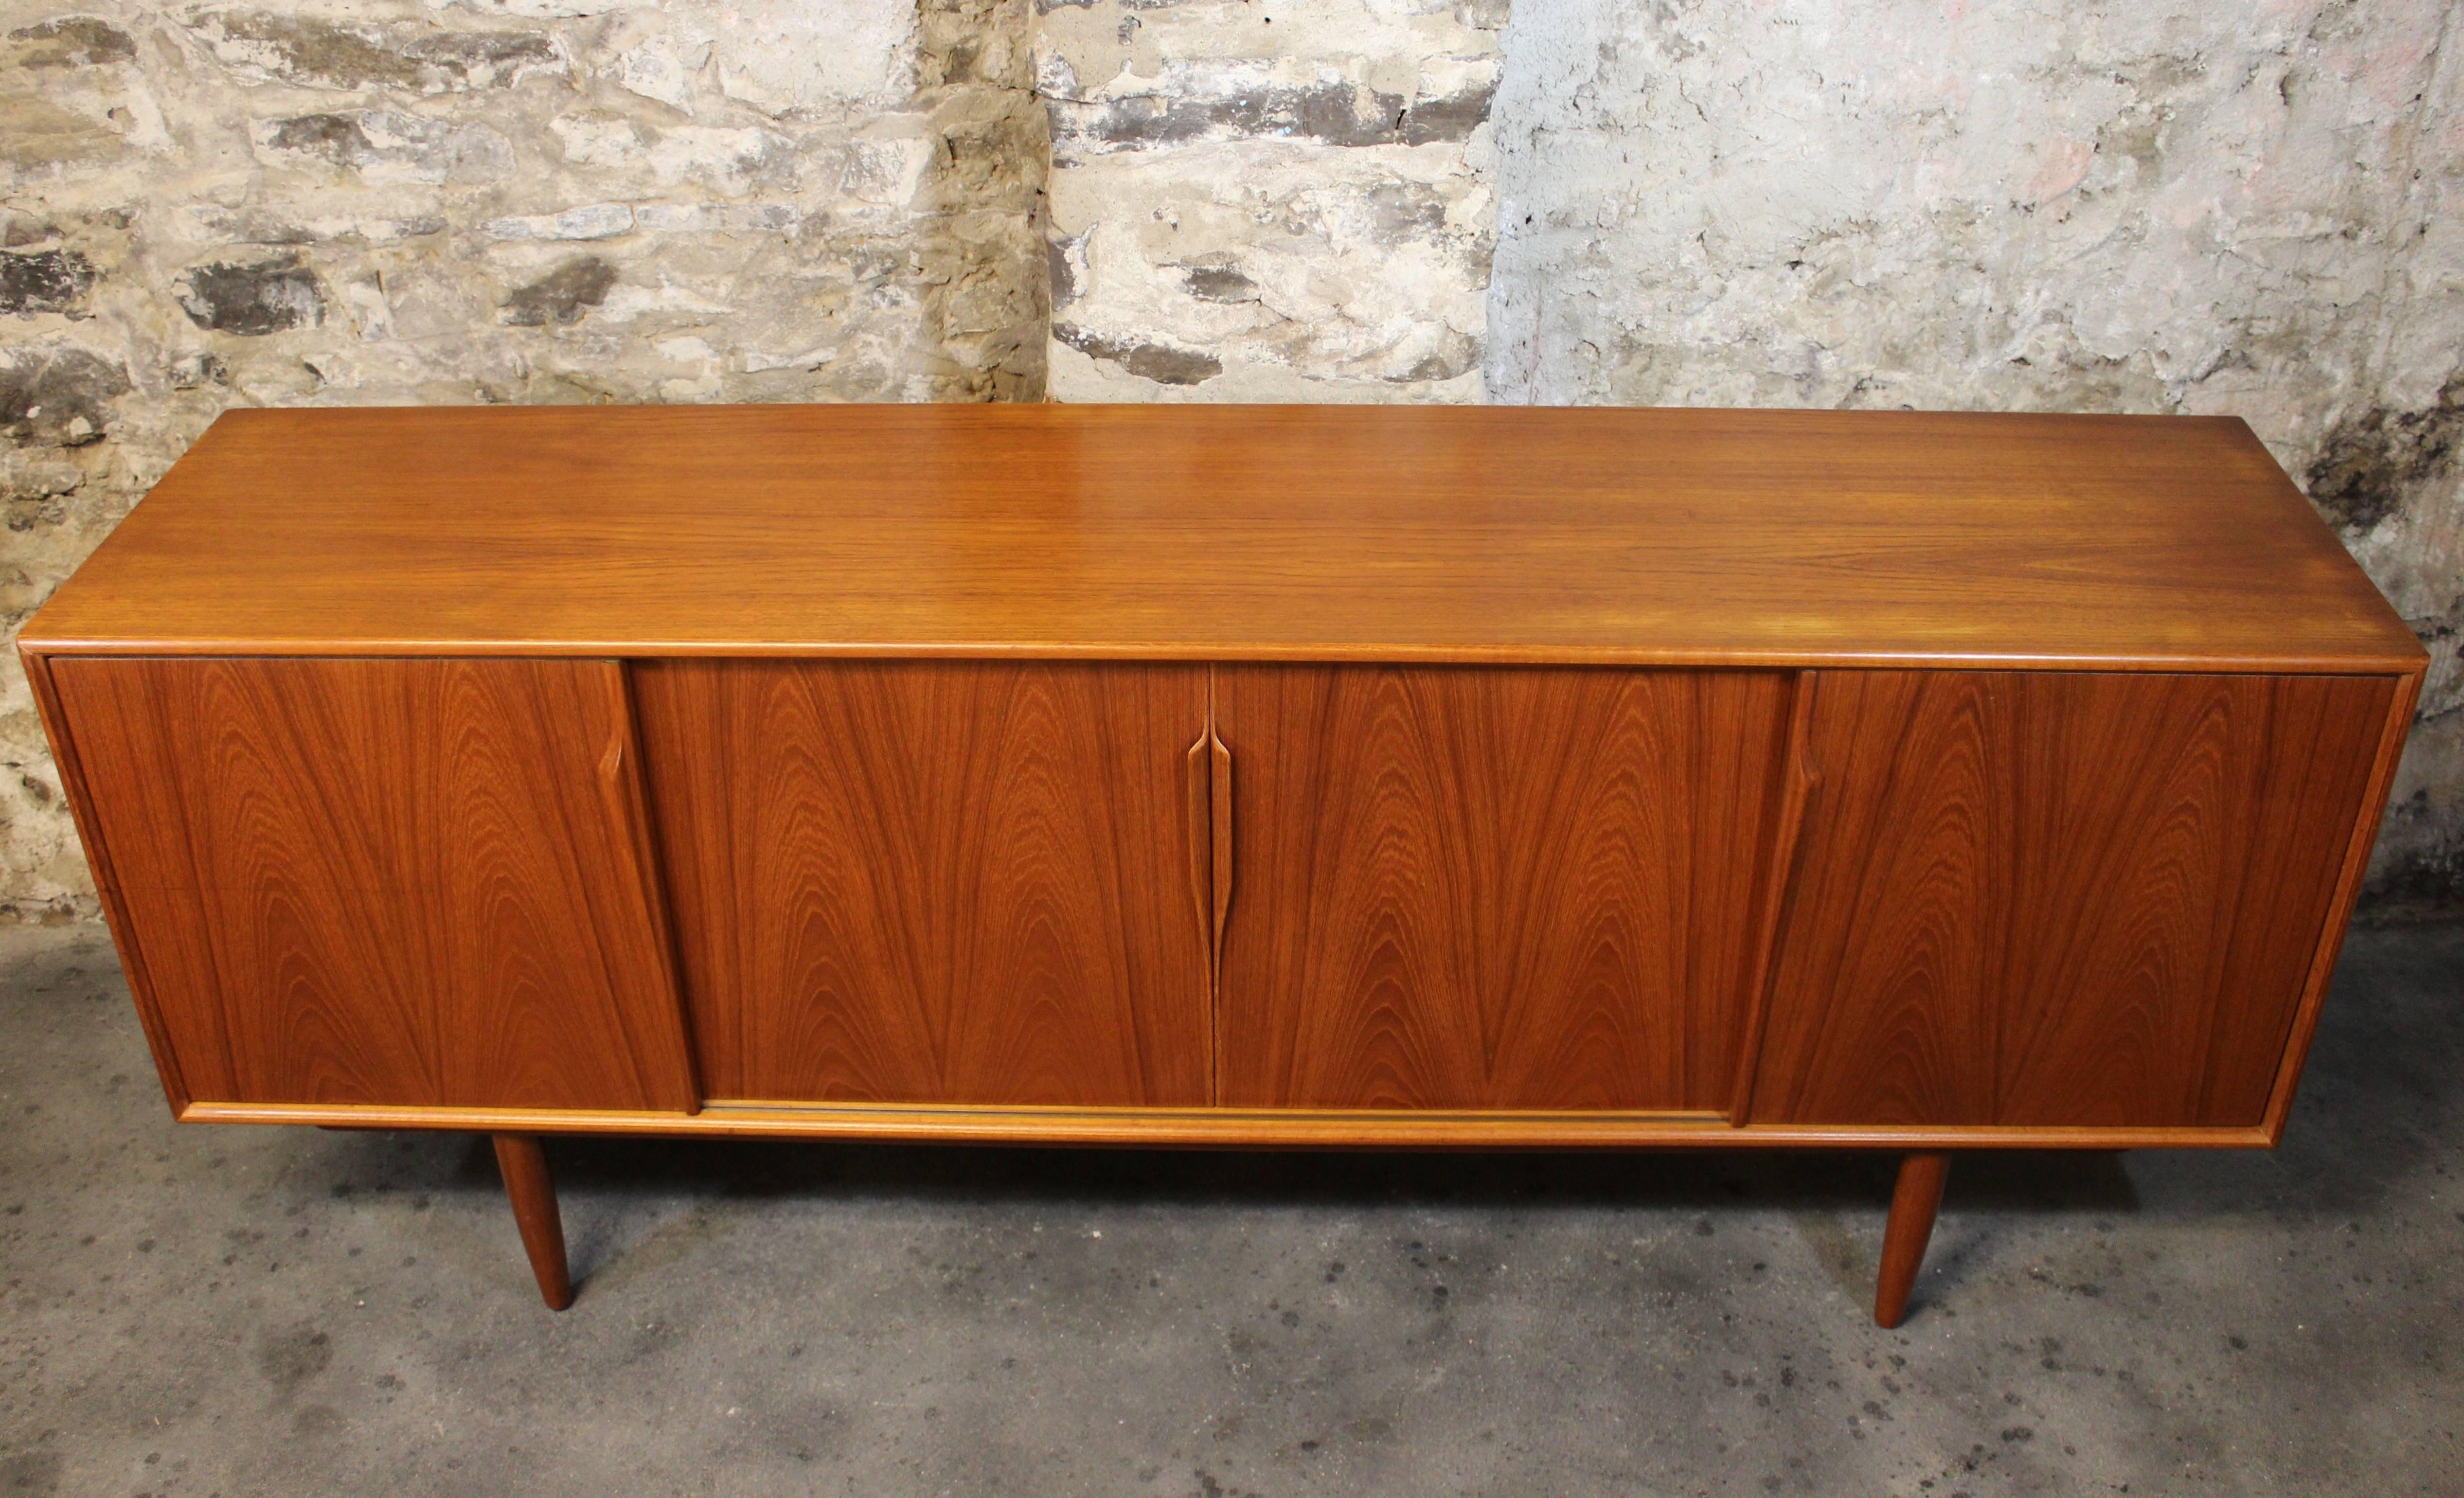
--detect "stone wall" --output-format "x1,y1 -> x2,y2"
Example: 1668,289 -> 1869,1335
1488,0 -> 2464,912
5,0 -> 2462,917
0,0 -> 1045,918
1037,0 -> 1502,400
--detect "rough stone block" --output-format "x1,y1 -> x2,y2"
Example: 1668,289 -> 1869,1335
479,204 -> 637,241
0,249 -> 96,316
1039,0 -> 1500,401
254,109 -> 515,186
0,343 -> 127,445
187,11 -> 566,92
175,256 -> 326,334
501,256 -> 619,326
5,16 -> 136,68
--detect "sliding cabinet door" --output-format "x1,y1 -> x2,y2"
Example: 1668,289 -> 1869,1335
1214,666 -> 1797,1111
49,657 -> 696,1112
1749,671 -> 2396,1128
635,661 -> 1213,1106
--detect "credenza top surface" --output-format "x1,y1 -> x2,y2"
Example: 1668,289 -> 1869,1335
20,403 -> 2423,671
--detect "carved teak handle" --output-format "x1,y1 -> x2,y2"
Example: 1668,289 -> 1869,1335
1184,725 -> 1233,974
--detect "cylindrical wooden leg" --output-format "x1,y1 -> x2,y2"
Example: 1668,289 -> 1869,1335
1874,1150 -> 1951,1329
492,1133 -> 573,1311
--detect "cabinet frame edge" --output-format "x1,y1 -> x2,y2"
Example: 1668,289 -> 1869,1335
175,1098 -> 2274,1150
2258,666 -> 2427,1143
16,645 -> 196,1115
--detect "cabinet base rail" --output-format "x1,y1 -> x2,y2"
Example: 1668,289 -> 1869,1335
479,1132 -> 1957,1325
190,1099 -> 2268,1152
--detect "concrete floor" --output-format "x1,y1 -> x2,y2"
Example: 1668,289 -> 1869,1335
0,926 -> 2458,1498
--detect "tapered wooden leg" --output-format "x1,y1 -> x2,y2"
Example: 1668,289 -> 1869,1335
492,1134 -> 573,1311
1874,1151 -> 1950,1328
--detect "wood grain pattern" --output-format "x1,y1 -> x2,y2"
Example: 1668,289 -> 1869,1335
1749,671 -> 2398,1128
1725,671 -> 1823,1121
47,657 -> 698,1110
19,649 -> 197,1112
19,404 -> 2422,673
1215,666 -> 1795,1110
633,660 -> 1212,1106
1874,1152 -> 1950,1328
180,1098 -> 2273,1152
2260,667 -> 2426,1140
492,1134 -> 573,1310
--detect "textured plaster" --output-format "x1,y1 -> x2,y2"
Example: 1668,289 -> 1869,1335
1488,0 -> 2464,908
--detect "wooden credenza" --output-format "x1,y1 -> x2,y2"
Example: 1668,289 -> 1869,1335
18,405 -> 2423,1323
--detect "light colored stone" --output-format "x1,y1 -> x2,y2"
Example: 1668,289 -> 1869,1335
1039,0 -> 1503,401
185,10 -> 570,94
711,0 -> 916,116
631,202 -> 798,234
608,33 -> 705,114
253,108 -> 514,186
478,203 -> 636,240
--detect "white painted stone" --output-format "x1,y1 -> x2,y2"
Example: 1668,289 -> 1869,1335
712,0 -> 916,115
610,34 -> 707,115
478,203 -> 637,241
551,112 -> 644,167
632,202 -> 799,233
425,0 -> 657,17
592,278 -> 735,323
645,125 -> 786,195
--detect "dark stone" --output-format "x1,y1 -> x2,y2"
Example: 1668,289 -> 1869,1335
502,256 -> 617,327
0,248 -> 94,315
2304,373 -> 2464,532
199,12 -> 556,91
1055,322 -> 1220,385
176,255 -> 325,335
0,344 -> 128,445
1059,81 -> 1409,150
1058,75 -> 1492,152
1400,79 -> 1497,146
1182,265 -> 1255,303
167,352 -> 229,390
8,16 -> 136,67
193,206 -> 449,246
1047,230 -> 1087,309
262,112 -> 373,159
1394,340 -> 1478,384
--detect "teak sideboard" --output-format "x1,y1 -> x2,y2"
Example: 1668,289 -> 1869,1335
18,404 -> 2424,1325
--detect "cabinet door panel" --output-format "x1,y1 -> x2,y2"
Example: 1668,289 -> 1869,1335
1216,666 -> 1795,1110
634,661 -> 1212,1106
51,657 -> 696,1111
1750,671 -> 2395,1127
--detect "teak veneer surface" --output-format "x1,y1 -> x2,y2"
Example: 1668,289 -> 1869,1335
1214,666 -> 1795,1110
1749,670 -> 2395,1128
634,660 -> 1213,1106
18,404 -> 2420,672
47,657 -> 697,1111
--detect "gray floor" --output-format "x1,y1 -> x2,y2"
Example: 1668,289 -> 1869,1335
0,926 -> 2458,1498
